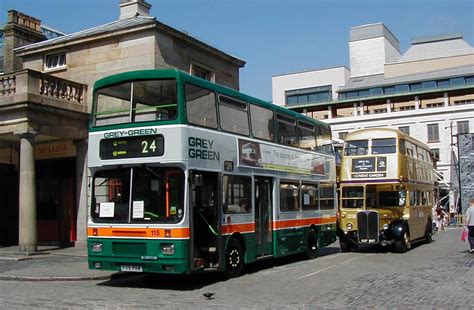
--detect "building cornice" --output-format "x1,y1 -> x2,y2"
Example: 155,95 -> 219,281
14,17 -> 246,68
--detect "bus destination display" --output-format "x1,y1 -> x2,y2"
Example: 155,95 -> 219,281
100,135 -> 164,159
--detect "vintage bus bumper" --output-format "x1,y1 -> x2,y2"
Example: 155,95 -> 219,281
87,238 -> 189,274
338,211 -> 406,247
339,229 -> 395,247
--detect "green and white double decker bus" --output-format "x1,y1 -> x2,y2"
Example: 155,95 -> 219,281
87,69 -> 337,277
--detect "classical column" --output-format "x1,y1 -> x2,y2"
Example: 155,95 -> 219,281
386,99 -> 392,113
18,134 -> 37,253
444,92 -> 449,107
74,139 -> 88,243
415,96 -> 420,110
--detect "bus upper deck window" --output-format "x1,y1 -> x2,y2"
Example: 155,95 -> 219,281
372,138 -> 396,154
344,140 -> 368,156
276,114 -> 298,147
218,95 -> 249,136
185,84 -> 217,128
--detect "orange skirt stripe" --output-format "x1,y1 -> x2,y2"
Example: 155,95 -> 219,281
221,222 -> 255,235
273,216 -> 336,230
87,227 -> 190,239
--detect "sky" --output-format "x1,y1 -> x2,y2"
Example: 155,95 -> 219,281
1,0 -> 473,101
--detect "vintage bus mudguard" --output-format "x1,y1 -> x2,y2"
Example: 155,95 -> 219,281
387,219 -> 408,241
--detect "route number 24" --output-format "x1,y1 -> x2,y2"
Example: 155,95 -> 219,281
141,139 -> 157,154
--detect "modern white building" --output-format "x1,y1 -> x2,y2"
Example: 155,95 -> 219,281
272,66 -> 350,107
272,22 -> 474,212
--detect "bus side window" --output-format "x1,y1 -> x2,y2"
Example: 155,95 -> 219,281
222,175 -> 252,214
399,139 -> 406,154
219,95 -> 249,136
185,84 -> 217,128
280,182 -> 300,212
298,121 -> 316,150
250,104 -> 274,141
276,114 -> 298,147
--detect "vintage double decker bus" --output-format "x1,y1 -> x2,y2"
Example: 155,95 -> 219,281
87,69 -> 337,277
337,128 -> 435,253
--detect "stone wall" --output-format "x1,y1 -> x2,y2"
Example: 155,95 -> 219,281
2,10 -> 45,73
21,26 -> 241,111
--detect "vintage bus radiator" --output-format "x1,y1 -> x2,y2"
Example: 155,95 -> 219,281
357,211 -> 379,244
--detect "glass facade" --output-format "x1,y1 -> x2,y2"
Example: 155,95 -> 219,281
338,75 -> 473,100
286,86 -> 332,105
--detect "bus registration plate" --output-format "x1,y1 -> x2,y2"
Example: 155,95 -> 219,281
120,265 -> 143,272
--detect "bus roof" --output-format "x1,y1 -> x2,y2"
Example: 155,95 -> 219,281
93,69 -> 330,129
343,128 -> 430,149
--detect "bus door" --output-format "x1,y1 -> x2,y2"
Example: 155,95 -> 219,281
254,177 -> 273,257
189,171 -> 220,271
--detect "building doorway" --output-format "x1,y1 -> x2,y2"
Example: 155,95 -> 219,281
36,158 -> 76,246
0,164 -> 19,246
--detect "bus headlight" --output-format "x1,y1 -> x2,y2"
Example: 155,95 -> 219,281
91,242 -> 103,253
161,244 -> 175,255
346,223 -> 353,231
383,224 -> 389,230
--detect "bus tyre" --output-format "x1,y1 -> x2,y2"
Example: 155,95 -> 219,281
393,230 -> 411,253
425,221 -> 433,244
306,228 -> 318,259
225,239 -> 244,278
339,238 -> 351,253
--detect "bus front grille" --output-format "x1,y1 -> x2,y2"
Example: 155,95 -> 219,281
112,242 -> 146,256
357,211 -> 379,244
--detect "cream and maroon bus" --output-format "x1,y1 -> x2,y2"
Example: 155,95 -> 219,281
87,69 -> 337,277
337,128 -> 435,253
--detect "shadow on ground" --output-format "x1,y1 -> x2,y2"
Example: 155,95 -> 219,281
98,245 -> 342,290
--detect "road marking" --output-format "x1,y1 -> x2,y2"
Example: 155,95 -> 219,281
261,253 -> 344,275
298,254 -> 370,280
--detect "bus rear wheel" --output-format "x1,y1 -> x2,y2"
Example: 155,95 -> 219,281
425,220 -> 433,244
225,238 -> 244,278
305,228 -> 318,259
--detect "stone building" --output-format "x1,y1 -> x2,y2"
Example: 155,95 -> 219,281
0,0 -> 245,251
272,22 -> 474,212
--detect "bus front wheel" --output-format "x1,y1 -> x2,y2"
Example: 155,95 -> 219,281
339,238 -> 353,253
225,238 -> 244,278
393,230 -> 411,253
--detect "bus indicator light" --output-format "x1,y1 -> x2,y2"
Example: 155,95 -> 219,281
161,244 -> 175,255
224,161 -> 234,171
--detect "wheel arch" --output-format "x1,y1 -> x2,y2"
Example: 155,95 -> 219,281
226,232 -> 246,260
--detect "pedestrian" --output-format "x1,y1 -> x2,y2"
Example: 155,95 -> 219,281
465,198 -> 474,253
436,204 -> 447,232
